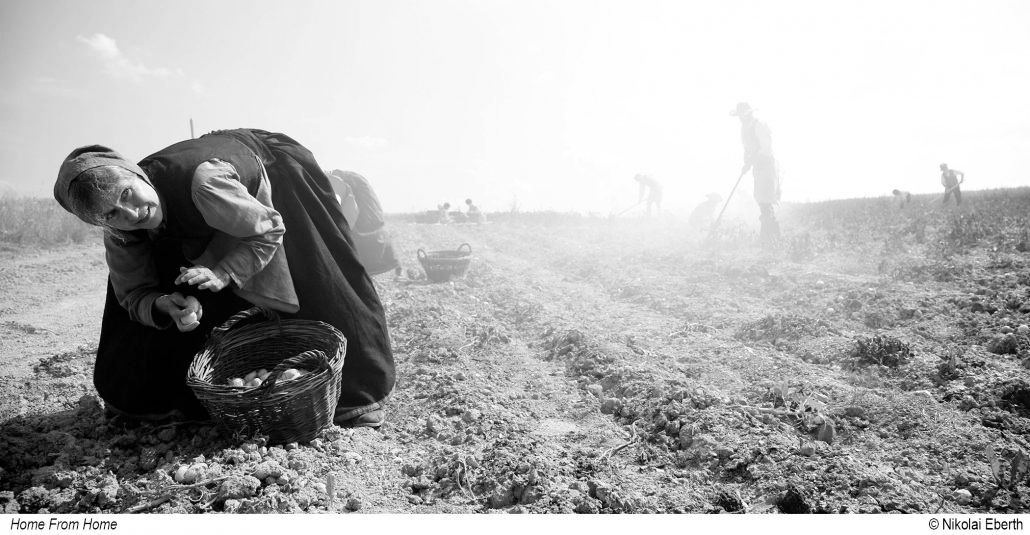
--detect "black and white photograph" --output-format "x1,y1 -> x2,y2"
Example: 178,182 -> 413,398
1,0 -> 1029,528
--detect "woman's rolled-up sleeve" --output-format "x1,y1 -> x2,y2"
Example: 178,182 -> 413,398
104,232 -> 172,329
191,159 -> 284,288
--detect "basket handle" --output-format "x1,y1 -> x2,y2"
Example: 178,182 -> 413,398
457,243 -> 472,255
211,306 -> 278,336
206,307 -> 281,353
417,248 -> 427,261
257,349 -> 331,392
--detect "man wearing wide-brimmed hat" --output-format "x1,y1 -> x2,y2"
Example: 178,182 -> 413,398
730,102 -> 781,244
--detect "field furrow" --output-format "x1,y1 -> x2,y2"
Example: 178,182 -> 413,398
2,189 -> 1030,513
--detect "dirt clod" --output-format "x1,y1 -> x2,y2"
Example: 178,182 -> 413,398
714,488 -> 744,512
987,334 -> 1019,355
217,475 -> 261,502
777,485 -> 812,514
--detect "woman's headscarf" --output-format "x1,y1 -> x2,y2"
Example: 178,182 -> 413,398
54,145 -> 149,213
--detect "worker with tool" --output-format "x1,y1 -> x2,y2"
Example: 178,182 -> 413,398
939,163 -> 964,206
730,102 -> 781,245
633,173 -> 663,217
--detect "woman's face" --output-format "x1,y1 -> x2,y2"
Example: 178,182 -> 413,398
96,167 -> 164,231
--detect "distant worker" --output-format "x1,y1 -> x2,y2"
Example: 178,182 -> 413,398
633,173 -> 662,216
437,202 -> 452,224
731,102 -> 781,245
327,170 -> 401,277
689,193 -> 722,228
891,189 -> 912,209
939,163 -> 964,206
465,198 -> 485,223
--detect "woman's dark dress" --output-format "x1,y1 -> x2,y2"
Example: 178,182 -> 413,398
94,129 -> 395,421
328,170 -> 400,276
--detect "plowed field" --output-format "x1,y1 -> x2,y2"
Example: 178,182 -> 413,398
2,190 -> 1029,514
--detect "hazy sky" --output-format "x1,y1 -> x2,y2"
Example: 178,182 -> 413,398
1,0 -> 1028,213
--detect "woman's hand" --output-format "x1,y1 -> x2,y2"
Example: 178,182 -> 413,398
155,293 -> 203,332
175,265 -> 231,292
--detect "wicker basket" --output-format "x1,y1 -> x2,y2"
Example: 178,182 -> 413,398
417,243 -> 472,283
187,307 -> 347,444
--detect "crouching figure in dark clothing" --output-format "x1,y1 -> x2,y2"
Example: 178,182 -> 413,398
53,128 -> 395,428
326,169 -> 401,277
